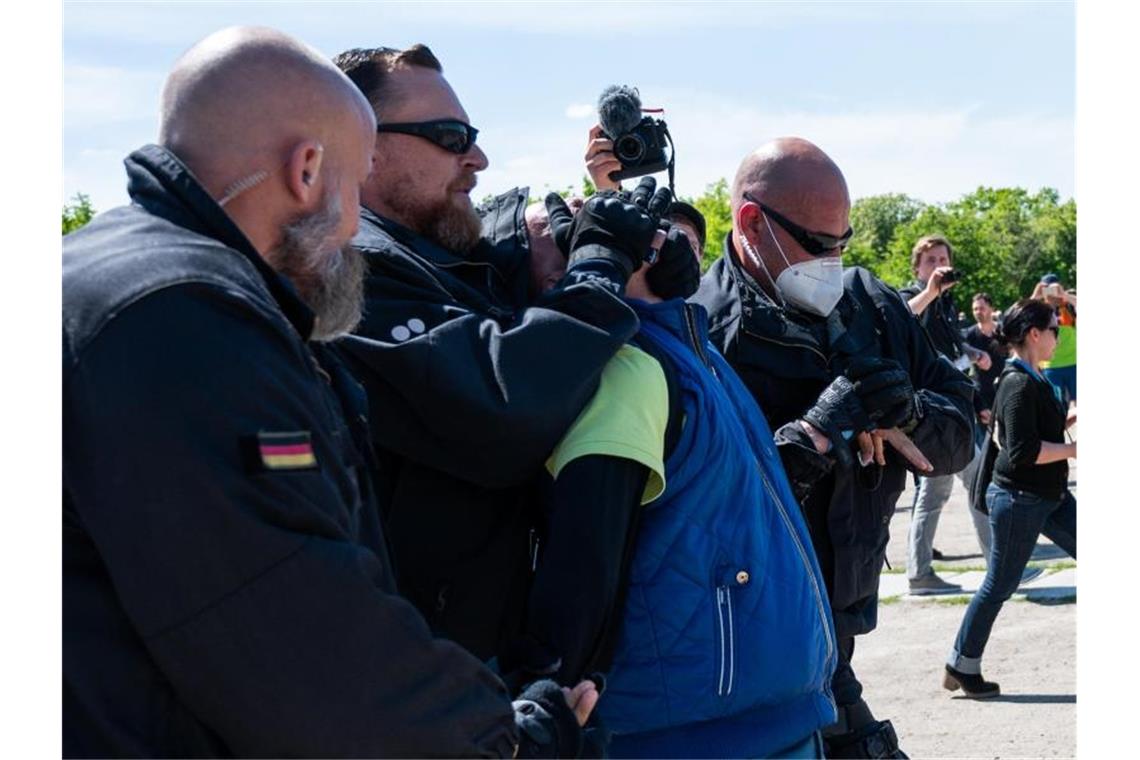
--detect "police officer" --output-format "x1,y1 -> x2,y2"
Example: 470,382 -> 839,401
691,138 -> 975,758
63,27 -> 594,757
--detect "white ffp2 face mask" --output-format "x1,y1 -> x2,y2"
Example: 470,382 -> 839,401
740,212 -> 845,317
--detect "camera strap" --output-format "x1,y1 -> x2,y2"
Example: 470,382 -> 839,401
662,123 -> 676,196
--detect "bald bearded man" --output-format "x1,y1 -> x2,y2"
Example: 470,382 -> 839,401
63,27 -> 593,758
692,138 -> 974,758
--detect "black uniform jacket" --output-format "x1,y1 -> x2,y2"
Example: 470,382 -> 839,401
338,195 -> 639,661
692,237 -> 974,639
62,145 -> 518,758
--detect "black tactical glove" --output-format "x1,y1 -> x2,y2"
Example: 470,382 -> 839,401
626,175 -> 674,221
845,356 -> 917,431
803,375 -> 873,465
646,223 -> 701,300
545,178 -> 662,294
513,679 -> 584,759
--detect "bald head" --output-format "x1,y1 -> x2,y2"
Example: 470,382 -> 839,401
159,26 -> 375,191
729,138 -> 852,302
731,137 -> 849,219
525,201 -> 567,296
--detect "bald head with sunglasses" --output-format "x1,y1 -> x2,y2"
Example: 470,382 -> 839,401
729,137 -> 852,312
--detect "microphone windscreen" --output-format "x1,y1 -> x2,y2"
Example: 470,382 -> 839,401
597,85 -> 643,139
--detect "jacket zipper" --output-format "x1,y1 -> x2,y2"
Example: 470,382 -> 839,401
758,469 -> 836,664
715,586 -> 736,696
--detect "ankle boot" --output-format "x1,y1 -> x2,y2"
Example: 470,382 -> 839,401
943,664 -> 1000,698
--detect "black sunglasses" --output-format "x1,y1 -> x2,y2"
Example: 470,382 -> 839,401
743,192 -> 853,255
376,119 -> 479,155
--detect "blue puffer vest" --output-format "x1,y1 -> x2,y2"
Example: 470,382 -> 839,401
601,299 -> 837,759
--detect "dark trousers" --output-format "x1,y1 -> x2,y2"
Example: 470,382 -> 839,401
831,635 -> 861,707
949,484 -> 1076,671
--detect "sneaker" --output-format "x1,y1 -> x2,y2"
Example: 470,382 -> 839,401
1019,566 -> 1045,585
908,572 -> 963,596
943,664 -> 1000,698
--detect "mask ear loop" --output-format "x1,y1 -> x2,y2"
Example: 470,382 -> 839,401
739,227 -> 787,310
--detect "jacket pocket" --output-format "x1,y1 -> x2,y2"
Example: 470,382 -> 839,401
715,584 -> 736,697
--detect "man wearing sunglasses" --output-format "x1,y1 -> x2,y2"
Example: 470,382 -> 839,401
329,45 -> 672,677
692,138 -> 975,759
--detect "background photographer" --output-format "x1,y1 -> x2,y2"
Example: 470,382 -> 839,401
900,235 -> 992,596
584,87 -> 707,263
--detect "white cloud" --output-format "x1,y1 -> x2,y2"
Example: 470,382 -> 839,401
565,103 -> 594,119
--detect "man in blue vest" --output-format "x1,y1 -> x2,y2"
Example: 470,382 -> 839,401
507,188 -> 838,758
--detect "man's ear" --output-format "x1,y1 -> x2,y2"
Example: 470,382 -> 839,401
735,200 -> 762,249
284,140 -> 325,204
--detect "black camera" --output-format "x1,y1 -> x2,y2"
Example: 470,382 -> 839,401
597,85 -> 674,185
610,116 -> 671,180
941,269 -> 962,284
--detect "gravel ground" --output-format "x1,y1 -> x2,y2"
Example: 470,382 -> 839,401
852,457 -> 1077,759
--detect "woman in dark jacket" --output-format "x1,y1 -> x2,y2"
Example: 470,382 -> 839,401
943,298 -> 1077,698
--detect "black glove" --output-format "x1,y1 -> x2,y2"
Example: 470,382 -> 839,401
513,679 -> 583,759
845,356 -> 917,430
646,224 -> 701,300
803,375 -> 872,466
626,175 -> 673,221
545,179 -> 661,294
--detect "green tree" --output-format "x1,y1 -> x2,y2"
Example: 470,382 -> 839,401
843,193 -> 925,273
685,178 -> 732,272
882,187 -> 1076,312
62,193 -> 95,234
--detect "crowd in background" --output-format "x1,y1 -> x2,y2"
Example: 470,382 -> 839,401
61,26 -> 1076,760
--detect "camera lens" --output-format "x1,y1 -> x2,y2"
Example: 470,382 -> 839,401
614,133 -> 646,164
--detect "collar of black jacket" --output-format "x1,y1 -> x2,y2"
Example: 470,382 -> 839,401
124,144 -> 316,341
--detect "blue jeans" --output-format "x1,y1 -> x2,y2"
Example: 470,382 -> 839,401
948,484 -> 1077,672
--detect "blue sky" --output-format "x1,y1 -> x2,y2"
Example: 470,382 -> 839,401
63,1 -> 1074,213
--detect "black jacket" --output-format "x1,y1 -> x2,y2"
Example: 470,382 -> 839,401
692,238 -> 974,639
898,282 -> 968,363
63,146 -> 520,758
339,193 -> 639,661
992,362 -> 1070,500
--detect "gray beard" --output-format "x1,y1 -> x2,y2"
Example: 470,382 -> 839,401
273,193 -> 366,342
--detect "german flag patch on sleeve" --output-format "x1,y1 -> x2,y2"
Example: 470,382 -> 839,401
254,430 -> 318,471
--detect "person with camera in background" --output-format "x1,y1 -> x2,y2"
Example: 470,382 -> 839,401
1032,273 -> 1077,406
687,138 -> 976,759
899,236 -> 995,596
